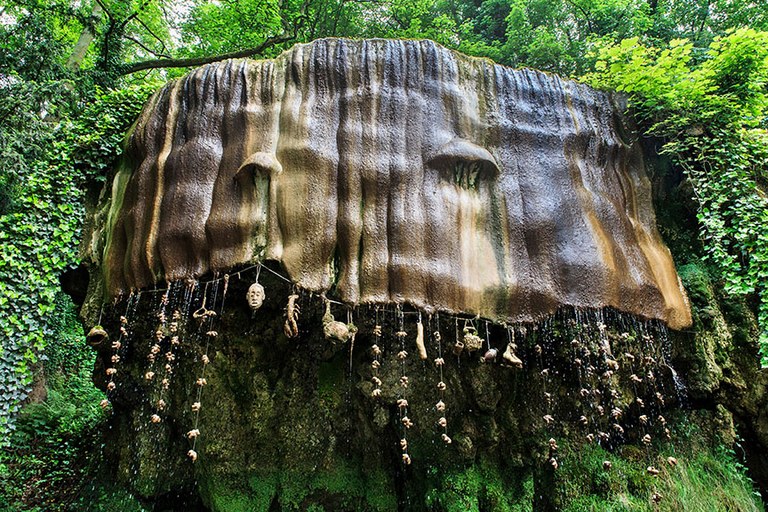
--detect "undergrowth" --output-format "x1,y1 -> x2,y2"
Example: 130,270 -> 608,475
0,294 -> 144,512
556,417 -> 763,512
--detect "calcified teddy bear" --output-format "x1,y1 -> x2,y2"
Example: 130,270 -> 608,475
97,38 -> 690,331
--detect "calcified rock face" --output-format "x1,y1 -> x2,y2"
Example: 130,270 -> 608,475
98,38 -> 690,329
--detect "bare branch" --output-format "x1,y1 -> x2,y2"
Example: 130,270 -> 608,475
125,35 -> 171,59
120,33 -> 295,75
564,0 -> 594,33
119,0 -> 152,30
94,0 -> 113,21
133,15 -> 170,55
120,0 -> 313,76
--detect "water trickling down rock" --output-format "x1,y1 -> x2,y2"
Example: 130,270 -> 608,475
92,38 -> 690,330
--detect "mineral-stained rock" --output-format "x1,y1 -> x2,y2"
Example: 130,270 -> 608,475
91,38 -> 690,330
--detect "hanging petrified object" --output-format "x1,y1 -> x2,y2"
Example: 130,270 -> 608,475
369,310 -> 384,399
395,311 -> 413,463
246,282 -> 265,312
502,343 -> 523,368
193,307 -> 215,321
464,329 -> 483,352
483,348 -> 498,363
462,326 -> 483,352
284,294 -> 300,338
415,317 -> 427,360
432,325 -> 451,445
322,301 -> 352,343
86,326 -> 108,348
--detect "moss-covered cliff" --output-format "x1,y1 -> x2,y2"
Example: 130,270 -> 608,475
79,260 -> 764,511
70,40 -> 767,511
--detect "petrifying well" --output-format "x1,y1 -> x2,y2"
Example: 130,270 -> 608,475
92,38 -> 691,329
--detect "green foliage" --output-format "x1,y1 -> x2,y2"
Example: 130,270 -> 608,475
180,0 -> 287,58
0,83 -> 158,440
391,0 -> 768,76
168,0 -> 768,77
203,463 -> 395,512
583,28 -> 768,365
0,295 -> 146,512
424,462 -> 534,512
554,438 -> 763,511
0,0 -> 81,81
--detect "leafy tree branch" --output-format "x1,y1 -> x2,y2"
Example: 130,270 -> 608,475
119,32 -> 297,74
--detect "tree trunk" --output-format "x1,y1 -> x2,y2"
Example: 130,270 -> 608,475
66,2 -> 104,71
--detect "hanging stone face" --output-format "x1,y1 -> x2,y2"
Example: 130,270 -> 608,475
94,38 -> 691,329
246,282 -> 265,311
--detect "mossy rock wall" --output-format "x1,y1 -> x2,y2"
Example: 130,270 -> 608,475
83,263 -> 759,511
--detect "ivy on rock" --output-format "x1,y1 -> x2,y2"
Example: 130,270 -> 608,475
583,28 -> 768,365
0,84 -> 158,441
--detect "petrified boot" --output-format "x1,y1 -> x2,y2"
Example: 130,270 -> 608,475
502,343 -> 523,368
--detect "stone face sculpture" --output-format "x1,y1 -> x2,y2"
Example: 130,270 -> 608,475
93,38 -> 690,329
246,282 -> 265,311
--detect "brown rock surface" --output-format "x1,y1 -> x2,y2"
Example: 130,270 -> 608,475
94,38 -> 690,329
